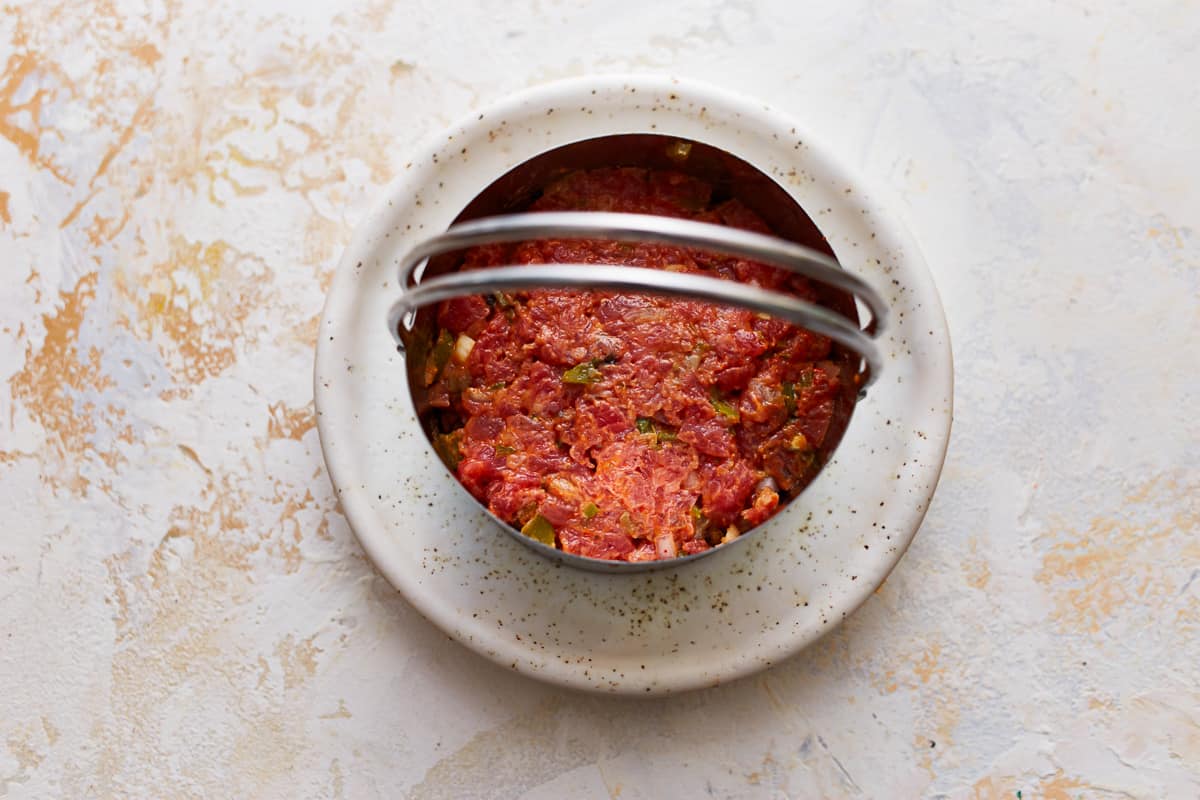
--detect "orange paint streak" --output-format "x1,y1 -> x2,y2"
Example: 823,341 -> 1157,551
275,634 -> 322,690
1147,225 -> 1186,249
7,273 -> 113,460
963,538 -> 991,589
964,560 -> 991,589
90,98 -> 155,189
58,99 -> 157,227
267,401 -> 316,441
913,643 -> 943,684
129,42 -> 162,66
1036,476 -> 1199,634
0,53 -> 43,162
124,237 -> 274,384
0,50 -> 72,184
0,189 -> 10,223
59,188 -> 99,228
85,207 -> 132,246
971,771 -> 1091,800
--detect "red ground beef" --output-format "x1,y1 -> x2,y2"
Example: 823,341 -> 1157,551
425,167 -> 847,561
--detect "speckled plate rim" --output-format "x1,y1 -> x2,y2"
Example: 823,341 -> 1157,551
315,74 -> 953,694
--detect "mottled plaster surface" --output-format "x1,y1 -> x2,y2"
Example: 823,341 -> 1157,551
0,1 -> 1196,798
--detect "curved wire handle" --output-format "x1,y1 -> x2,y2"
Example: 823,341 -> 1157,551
388,212 -> 887,389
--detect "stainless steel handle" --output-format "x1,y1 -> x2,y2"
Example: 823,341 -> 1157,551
399,212 -> 887,326
388,212 -> 887,389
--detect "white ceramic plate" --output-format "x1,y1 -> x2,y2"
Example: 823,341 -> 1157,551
314,75 -> 952,694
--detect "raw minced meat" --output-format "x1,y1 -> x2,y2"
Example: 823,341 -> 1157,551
423,167 -> 850,562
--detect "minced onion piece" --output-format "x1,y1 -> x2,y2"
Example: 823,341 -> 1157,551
452,333 -> 476,363
654,533 -> 677,560
546,475 -> 582,502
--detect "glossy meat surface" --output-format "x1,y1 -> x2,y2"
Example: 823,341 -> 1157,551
426,168 -> 846,561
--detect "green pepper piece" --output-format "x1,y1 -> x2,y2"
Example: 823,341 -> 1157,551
441,362 -> 471,393
495,445 -> 515,456
782,382 -> 796,416
424,329 -> 454,386
520,514 -> 556,547
798,369 -> 814,388
709,388 -> 740,422
635,417 -> 678,447
563,361 -> 603,385
581,502 -> 599,520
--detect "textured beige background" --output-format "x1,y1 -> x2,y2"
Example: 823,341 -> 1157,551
0,1 -> 1197,798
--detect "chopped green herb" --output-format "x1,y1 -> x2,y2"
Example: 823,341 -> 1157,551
581,501 -> 599,520
520,514 -> 556,547
423,329 -> 454,386
432,429 -> 463,470
495,445 -> 515,456
782,381 -> 796,416
709,388 -> 740,422
493,291 -> 516,320
798,369 -> 814,387
635,417 -> 679,445
488,381 -> 508,390
563,360 -> 603,384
